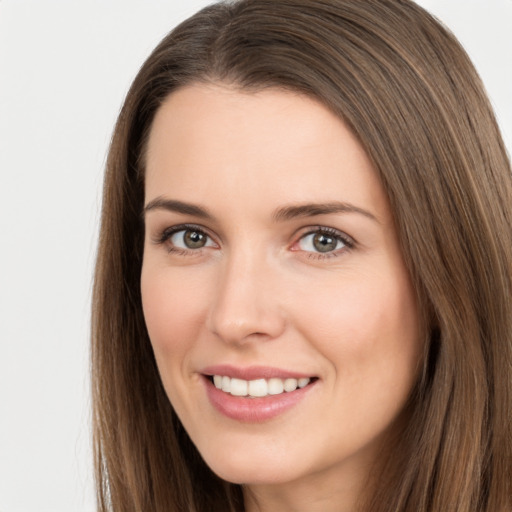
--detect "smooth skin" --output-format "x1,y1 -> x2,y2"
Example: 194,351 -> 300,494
141,83 -> 422,512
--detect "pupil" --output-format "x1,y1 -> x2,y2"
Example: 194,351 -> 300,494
184,230 -> 206,249
313,233 -> 336,253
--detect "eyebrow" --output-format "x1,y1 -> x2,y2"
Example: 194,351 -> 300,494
143,197 -> 214,219
272,202 -> 379,223
143,197 -> 379,223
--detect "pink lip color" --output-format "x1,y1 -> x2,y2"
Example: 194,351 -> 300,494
201,364 -> 312,380
200,366 -> 317,423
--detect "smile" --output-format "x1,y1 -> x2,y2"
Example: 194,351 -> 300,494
212,375 -> 311,397
202,368 -> 318,422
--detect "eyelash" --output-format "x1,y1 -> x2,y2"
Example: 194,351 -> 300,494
152,224 -> 355,259
296,226 -> 354,260
153,223 -> 213,256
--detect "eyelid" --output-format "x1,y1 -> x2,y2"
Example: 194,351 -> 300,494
152,223 -> 219,248
290,225 -> 355,253
151,223 -> 355,258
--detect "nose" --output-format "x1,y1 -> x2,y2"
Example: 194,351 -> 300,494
206,249 -> 286,346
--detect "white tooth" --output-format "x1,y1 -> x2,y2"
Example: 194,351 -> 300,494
268,378 -> 284,395
221,376 -> 231,392
248,379 -> 268,397
230,378 -> 248,396
298,378 -> 310,388
283,378 -> 298,392
213,375 -> 222,389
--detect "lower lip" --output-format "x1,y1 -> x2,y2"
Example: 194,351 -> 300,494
203,377 -> 316,423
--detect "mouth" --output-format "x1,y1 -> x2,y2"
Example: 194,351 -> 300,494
206,374 -> 317,398
200,365 -> 319,422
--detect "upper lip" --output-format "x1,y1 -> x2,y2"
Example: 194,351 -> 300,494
200,364 -> 315,381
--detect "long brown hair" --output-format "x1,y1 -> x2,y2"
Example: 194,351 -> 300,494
91,0 -> 512,510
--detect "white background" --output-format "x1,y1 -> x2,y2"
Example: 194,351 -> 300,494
0,1 -> 510,511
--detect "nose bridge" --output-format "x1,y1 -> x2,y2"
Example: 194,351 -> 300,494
208,241 -> 285,344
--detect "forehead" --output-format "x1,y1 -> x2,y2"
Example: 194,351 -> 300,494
144,83 -> 390,222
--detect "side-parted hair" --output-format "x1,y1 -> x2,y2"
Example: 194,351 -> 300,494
91,1 -> 512,510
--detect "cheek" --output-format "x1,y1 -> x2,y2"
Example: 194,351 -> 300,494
295,269 -> 422,452
294,266 -> 421,391
141,265 -> 209,362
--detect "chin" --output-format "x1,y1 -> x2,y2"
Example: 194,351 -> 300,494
212,465 -> 300,486
199,443 -> 304,485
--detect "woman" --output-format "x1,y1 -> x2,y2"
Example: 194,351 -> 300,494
91,0 -> 512,510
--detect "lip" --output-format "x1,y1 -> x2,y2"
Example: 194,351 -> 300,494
200,365 -> 318,423
200,364 -> 313,380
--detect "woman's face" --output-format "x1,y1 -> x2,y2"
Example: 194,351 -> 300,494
141,84 -> 422,499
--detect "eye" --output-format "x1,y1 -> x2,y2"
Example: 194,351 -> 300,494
295,228 -> 353,255
155,225 -> 217,253
170,228 -> 214,249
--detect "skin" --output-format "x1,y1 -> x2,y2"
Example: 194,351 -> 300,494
141,83 -> 422,512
